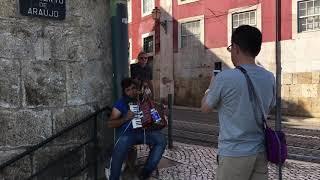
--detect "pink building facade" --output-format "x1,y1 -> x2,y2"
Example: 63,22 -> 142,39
128,0 -> 320,117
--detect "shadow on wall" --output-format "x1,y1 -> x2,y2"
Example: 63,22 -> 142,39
270,100 -> 312,119
156,7 -> 314,118
152,7 -> 227,107
281,99 -> 312,117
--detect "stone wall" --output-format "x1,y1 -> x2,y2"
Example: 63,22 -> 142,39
173,45 -> 229,107
282,72 -> 320,117
0,0 -> 112,179
173,45 -> 320,118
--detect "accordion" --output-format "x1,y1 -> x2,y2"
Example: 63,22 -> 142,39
138,98 -> 167,130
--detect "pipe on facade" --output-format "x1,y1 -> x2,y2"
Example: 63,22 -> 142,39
111,0 -> 129,102
275,0 -> 283,179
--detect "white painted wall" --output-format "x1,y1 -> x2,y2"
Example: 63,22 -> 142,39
173,33 -> 320,80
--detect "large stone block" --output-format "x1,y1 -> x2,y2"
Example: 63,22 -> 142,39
0,0 -> 17,18
292,73 -> 298,85
78,28 -> 110,62
312,99 -> 320,113
32,145 -> 84,179
43,26 -> 82,61
0,58 -> 20,108
0,109 -> 52,146
174,78 -> 210,107
297,98 -> 313,116
52,105 -> 96,143
312,72 -> 320,84
289,85 -> 301,97
281,97 -> 290,109
68,0 -> 109,27
0,20 -> 40,60
153,79 -> 161,101
41,1 -> 110,62
66,60 -> 112,105
22,61 -> 66,107
282,73 -> 293,85
287,97 -> 299,115
174,78 -> 193,106
281,85 -> 290,98
301,84 -> 318,98
297,72 -> 312,84
0,116 -> 6,146
43,26 -> 110,62
192,78 -> 211,107
0,149 -> 25,165
0,151 -> 32,180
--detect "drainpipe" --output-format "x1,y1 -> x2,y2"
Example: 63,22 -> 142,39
111,0 -> 129,102
275,0 -> 282,179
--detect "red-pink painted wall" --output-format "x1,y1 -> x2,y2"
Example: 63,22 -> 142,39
129,0 -> 293,56
280,0 -> 293,40
129,0 -> 160,59
203,1 -> 229,49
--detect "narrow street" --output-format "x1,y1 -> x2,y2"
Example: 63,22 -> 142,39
166,108 -> 320,164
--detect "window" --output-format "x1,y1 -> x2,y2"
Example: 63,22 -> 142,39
232,10 -> 257,31
178,15 -> 204,49
228,4 -> 261,47
128,0 -> 132,23
141,32 -> 155,55
298,0 -> 320,32
181,20 -> 201,48
178,0 -> 199,5
143,35 -> 154,54
142,0 -> 154,16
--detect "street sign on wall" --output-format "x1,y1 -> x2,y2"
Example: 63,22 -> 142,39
19,0 -> 66,20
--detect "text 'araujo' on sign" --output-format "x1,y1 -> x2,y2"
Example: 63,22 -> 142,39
19,0 -> 66,20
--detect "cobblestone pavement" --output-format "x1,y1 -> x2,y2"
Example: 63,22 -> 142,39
136,142 -> 320,180
170,109 -> 320,163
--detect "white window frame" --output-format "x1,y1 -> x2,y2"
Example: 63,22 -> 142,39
128,0 -> 132,23
178,15 -> 205,49
227,4 -> 262,45
293,0 -> 320,39
128,38 -> 133,63
297,0 -> 320,32
178,0 -> 199,5
141,0 -> 155,17
141,32 -> 155,56
231,10 -> 257,31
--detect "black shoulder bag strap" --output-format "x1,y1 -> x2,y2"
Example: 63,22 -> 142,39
236,66 -> 267,129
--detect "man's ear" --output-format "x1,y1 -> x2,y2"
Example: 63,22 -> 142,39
234,44 -> 240,54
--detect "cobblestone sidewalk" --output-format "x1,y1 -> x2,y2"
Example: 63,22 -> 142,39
136,142 -> 320,180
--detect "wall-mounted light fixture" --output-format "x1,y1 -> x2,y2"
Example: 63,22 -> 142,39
152,7 -> 167,34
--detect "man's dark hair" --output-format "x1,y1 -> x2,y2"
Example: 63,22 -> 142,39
231,25 -> 262,57
121,78 -> 135,96
137,51 -> 147,60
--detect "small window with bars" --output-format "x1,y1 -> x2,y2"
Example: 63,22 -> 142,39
232,10 -> 257,32
298,0 -> 320,32
181,20 -> 201,48
143,36 -> 154,54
